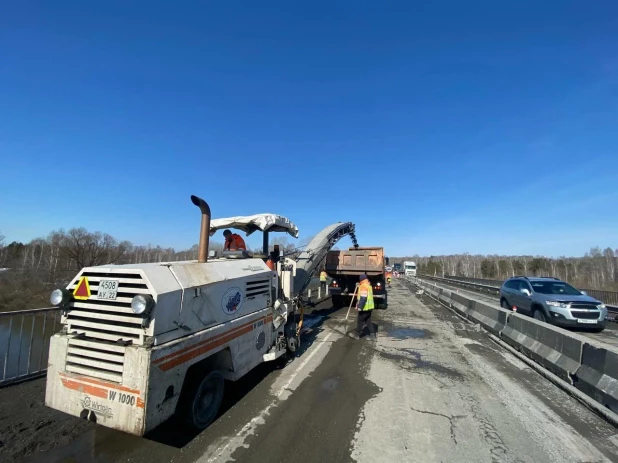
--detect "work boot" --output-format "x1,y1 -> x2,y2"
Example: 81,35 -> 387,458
348,330 -> 360,340
366,333 -> 377,342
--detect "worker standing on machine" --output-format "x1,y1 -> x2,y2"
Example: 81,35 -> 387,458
223,229 -> 247,251
349,274 -> 377,341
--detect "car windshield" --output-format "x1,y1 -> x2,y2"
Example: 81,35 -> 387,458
531,281 -> 582,295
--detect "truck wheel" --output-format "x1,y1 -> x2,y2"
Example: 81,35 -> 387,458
184,371 -> 225,431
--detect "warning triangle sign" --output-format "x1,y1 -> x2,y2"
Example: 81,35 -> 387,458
73,276 -> 91,300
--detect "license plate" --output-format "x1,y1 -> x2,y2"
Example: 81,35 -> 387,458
577,319 -> 597,324
97,280 -> 119,300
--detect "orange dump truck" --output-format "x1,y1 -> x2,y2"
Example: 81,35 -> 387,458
325,247 -> 388,309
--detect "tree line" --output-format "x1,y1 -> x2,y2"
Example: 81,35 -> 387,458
390,247 -> 618,291
0,228 -> 304,312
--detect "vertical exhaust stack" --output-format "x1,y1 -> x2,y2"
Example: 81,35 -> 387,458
190,195 -> 211,263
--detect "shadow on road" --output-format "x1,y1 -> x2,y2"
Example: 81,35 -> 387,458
144,301 -> 340,449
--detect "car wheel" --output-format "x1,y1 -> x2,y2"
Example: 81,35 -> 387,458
533,308 -> 548,323
500,299 -> 510,310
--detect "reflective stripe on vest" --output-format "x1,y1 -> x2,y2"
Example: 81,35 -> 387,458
359,281 -> 375,311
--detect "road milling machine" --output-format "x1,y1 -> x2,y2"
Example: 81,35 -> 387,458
45,195 -> 357,436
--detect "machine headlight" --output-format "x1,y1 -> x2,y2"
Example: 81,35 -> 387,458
546,301 -> 567,308
50,288 -> 71,307
131,294 -> 155,315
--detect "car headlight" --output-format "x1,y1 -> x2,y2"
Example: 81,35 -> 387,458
131,294 -> 155,315
546,301 -> 568,308
598,303 -> 606,310
50,288 -> 71,307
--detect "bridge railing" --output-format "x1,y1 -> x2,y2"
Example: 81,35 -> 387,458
417,274 -> 618,312
0,280 -> 331,388
0,307 -> 61,387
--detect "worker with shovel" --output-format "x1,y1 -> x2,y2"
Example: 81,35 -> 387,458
348,273 -> 377,341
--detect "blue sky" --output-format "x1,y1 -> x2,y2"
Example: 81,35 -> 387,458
1,1 -> 617,257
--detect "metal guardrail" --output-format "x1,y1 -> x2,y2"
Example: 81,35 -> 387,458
425,274 -> 618,306
418,274 -> 618,312
0,307 -> 61,387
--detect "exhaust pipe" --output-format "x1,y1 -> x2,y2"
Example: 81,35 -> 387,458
190,195 -> 211,263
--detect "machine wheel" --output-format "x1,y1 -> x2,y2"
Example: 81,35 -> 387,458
533,308 -> 548,323
500,299 -> 511,310
183,371 -> 225,431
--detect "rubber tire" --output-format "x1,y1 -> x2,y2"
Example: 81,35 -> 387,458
500,299 -> 511,310
533,308 -> 548,323
184,371 -> 225,431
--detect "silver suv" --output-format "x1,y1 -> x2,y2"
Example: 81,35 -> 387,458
499,276 -> 608,332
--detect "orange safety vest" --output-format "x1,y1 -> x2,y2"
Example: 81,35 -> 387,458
225,233 -> 247,250
358,280 -> 375,311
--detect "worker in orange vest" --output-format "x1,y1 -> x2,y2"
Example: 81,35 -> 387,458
223,229 -> 247,251
348,274 -> 377,341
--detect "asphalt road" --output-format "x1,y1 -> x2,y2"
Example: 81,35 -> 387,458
2,279 -> 618,462
419,277 -> 618,348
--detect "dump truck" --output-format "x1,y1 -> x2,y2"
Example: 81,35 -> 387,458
44,195 -> 357,436
326,246 -> 388,309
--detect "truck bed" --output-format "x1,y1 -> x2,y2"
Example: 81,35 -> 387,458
325,247 -> 384,275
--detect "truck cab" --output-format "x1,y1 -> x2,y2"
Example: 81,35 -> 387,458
404,261 -> 417,276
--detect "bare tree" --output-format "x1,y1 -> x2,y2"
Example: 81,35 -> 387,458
407,246 -> 618,291
58,228 -> 130,269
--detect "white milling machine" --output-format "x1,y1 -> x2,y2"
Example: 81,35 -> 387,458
45,195 -> 357,436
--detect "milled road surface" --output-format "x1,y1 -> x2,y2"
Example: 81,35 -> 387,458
2,279 -> 618,462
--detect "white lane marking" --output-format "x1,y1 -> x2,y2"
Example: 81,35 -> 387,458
276,331 -> 333,398
200,331 -> 335,463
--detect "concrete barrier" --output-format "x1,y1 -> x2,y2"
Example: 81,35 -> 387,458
467,301 -> 508,336
574,341 -> 618,414
501,313 -> 585,383
450,292 -> 474,317
413,277 -> 618,417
